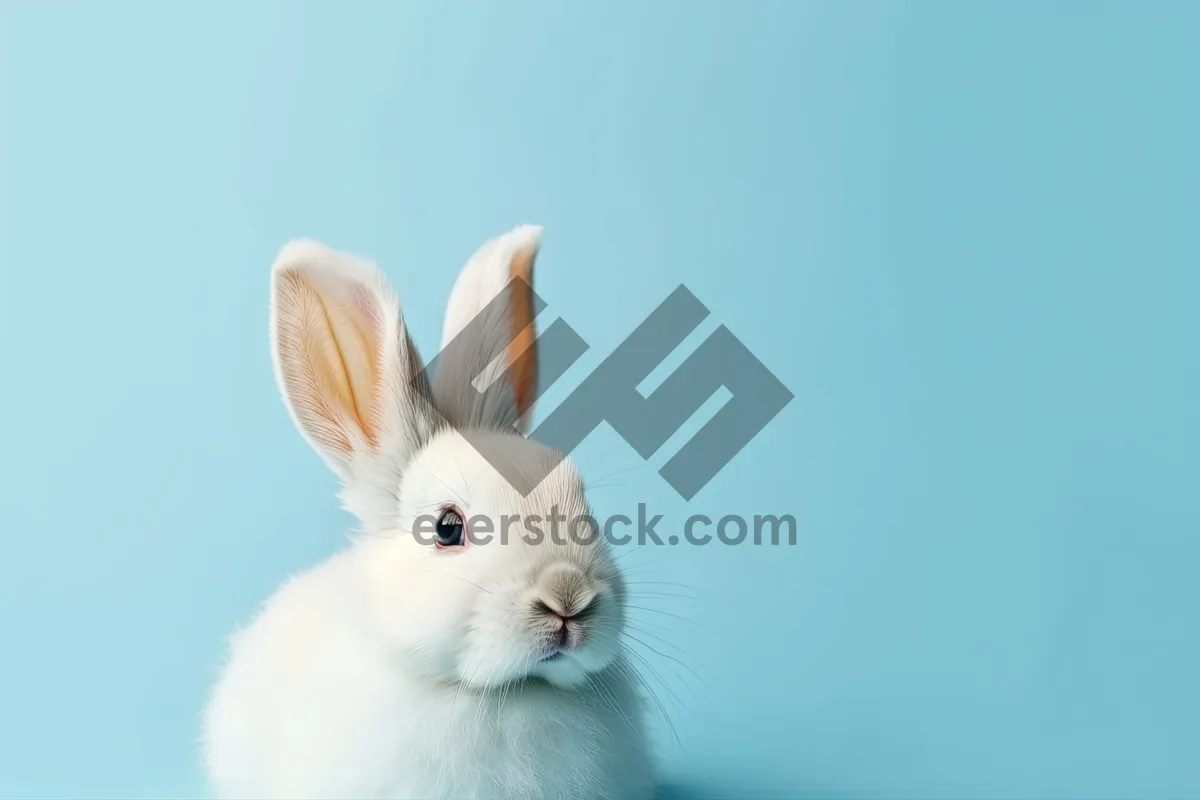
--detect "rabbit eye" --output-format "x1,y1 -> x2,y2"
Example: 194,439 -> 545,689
435,507 -> 466,549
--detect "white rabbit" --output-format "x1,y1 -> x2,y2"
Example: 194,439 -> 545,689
201,226 -> 655,799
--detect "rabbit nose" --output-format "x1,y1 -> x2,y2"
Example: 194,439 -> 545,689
535,564 -> 596,618
532,594 -> 597,623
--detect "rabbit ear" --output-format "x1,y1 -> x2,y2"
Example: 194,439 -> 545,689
270,240 -> 435,481
433,225 -> 543,433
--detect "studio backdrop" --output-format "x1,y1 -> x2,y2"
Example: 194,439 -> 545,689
1,1 -> 1197,798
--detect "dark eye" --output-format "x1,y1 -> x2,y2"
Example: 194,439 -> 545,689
435,507 -> 466,548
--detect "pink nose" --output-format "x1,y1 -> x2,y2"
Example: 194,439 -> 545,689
533,596 -> 595,622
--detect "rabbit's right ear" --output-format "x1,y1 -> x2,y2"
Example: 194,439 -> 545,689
270,240 -> 435,482
433,225 -> 543,434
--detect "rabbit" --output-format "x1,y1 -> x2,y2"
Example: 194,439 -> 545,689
201,226 -> 656,800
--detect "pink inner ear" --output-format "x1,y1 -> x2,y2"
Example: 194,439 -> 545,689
348,283 -> 383,340
337,282 -> 386,447
506,247 -> 539,419
291,269 -> 387,451
276,270 -> 356,457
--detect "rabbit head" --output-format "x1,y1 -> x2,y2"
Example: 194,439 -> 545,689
269,226 -> 626,691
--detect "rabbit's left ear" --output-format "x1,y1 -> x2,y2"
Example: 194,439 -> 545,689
433,225 -> 543,434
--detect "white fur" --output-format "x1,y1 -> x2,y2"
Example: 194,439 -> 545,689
440,224 -> 543,357
201,228 -> 654,799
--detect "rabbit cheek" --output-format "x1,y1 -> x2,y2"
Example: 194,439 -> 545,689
452,590 -> 538,687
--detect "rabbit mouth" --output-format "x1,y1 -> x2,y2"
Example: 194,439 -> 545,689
538,624 -> 576,663
539,638 -> 576,663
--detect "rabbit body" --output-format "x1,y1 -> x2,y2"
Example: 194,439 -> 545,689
204,544 -> 654,800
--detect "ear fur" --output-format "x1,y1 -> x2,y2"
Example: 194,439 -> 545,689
270,239 -> 435,484
434,225 -> 544,433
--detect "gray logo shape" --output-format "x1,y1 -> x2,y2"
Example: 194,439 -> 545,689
419,278 -> 793,501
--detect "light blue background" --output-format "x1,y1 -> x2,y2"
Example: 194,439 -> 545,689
1,1 -> 1197,798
